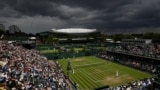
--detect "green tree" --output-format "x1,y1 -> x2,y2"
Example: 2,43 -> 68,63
0,29 -> 5,35
112,34 -> 123,41
53,38 -> 59,44
46,36 -> 54,44
70,47 -> 75,53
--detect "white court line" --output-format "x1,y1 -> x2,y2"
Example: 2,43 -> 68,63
89,68 -> 112,75
94,74 -> 129,82
89,65 -> 130,82
72,61 -> 130,83
72,63 -> 96,82
74,62 -> 104,67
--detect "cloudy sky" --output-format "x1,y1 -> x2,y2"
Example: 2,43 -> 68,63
0,0 -> 160,34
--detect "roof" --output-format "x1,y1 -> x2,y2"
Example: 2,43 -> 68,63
51,28 -> 96,34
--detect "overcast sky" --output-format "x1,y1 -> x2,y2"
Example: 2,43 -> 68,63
0,0 -> 160,34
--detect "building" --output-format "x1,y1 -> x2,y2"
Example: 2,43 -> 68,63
8,25 -> 21,34
39,28 -> 102,44
51,28 -> 97,35
0,24 -> 5,31
121,39 -> 152,44
51,28 -> 98,38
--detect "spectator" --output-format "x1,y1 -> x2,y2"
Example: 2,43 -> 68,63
0,41 -> 70,89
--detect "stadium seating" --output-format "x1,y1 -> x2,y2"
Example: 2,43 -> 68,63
0,41 -> 70,89
97,43 -> 160,90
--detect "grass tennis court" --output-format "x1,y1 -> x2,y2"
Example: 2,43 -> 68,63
57,56 -> 151,90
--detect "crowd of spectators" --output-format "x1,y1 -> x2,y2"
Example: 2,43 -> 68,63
0,41 -> 70,90
97,50 -> 157,90
108,44 -> 160,59
109,78 -> 153,90
98,52 -> 157,74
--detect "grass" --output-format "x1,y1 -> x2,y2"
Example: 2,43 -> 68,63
40,49 -> 58,54
57,56 -> 151,90
74,48 -> 83,52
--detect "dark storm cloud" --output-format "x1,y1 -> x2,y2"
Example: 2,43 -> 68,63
0,0 -> 160,33
0,0 -> 54,17
93,0 -> 160,33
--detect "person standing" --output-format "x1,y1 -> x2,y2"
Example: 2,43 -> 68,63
116,70 -> 119,77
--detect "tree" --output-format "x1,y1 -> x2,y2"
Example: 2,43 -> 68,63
70,47 -> 75,53
143,32 -> 154,39
101,33 -> 107,42
0,29 -> 5,35
52,38 -> 59,44
112,34 -> 123,41
45,36 -> 54,44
